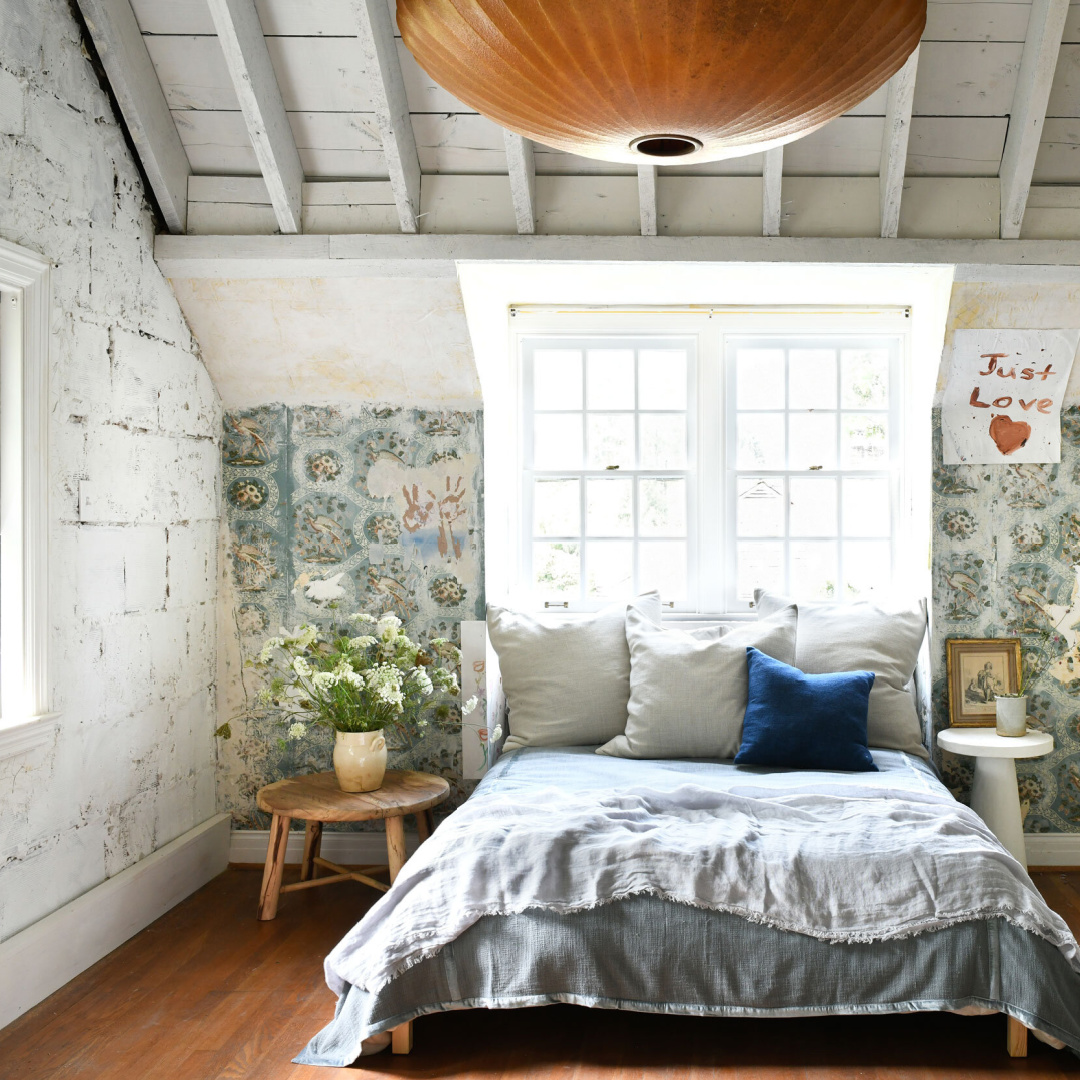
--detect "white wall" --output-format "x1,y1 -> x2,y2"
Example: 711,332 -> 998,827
0,0 -> 221,941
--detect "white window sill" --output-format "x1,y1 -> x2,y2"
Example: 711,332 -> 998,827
0,714 -> 60,761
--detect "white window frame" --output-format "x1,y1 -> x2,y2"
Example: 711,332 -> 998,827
510,306 -> 913,617
0,237 -> 56,759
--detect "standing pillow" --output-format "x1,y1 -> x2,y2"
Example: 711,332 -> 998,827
597,603 -> 798,760
735,648 -> 877,772
753,590 -> 928,760
489,592 -> 662,752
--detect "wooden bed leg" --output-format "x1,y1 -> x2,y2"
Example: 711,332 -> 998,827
1007,1016 -> 1028,1057
391,1021 -> 413,1054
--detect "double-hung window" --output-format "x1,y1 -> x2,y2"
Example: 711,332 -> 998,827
515,308 -> 908,615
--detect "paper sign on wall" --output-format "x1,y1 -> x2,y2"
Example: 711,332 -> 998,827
941,328 -> 1080,464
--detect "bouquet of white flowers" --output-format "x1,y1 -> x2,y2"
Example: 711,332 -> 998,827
249,612 -> 477,741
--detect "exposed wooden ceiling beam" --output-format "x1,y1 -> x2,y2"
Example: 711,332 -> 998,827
638,165 -> 658,236
156,233 -> 1080,281
879,45 -> 920,239
762,148 -> 783,236
355,0 -> 420,233
503,132 -> 536,234
205,0 -> 303,234
999,0 -> 1069,239
76,0 -> 190,233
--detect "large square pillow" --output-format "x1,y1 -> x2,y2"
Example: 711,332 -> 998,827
753,590 -> 927,760
597,602 -> 798,760
489,592 -> 662,752
735,647 -> 877,772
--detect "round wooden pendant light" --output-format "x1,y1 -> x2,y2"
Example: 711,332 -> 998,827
398,0 -> 926,164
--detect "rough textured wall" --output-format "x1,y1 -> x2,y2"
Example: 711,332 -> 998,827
931,282 -> 1080,835
219,405 -> 483,827
0,0 -> 221,939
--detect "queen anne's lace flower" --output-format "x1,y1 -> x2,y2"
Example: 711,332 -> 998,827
376,613 -> 402,641
348,612 -> 377,625
348,635 -> 377,651
258,637 -> 284,663
462,695 -> 479,717
292,656 -> 313,678
287,722 -> 307,739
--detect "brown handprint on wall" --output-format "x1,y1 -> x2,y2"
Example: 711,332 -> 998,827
429,475 -> 466,559
401,483 -> 435,533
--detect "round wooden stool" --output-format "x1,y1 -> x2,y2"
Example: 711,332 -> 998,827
254,769 -> 450,922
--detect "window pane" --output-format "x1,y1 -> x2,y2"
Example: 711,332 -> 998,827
842,477 -> 890,536
533,542 -> 580,596
586,478 -> 633,536
587,349 -> 634,409
639,350 -> 687,410
841,413 -> 888,468
587,413 -> 635,468
842,349 -> 889,409
534,414 -> 583,469
533,479 -> 579,537
738,541 -> 784,602
586,542 -> 633,599
737,477 -> 784,537
737,413 -> 784,469
789,477 -> 837,536
639,478 -> 686,536
736,349 -> 785,409
789,349 -> 837,409
789,412 -> 837,470
640,414 -> 687,468
534,350 -> 582,409
843,541 -> 891,599
790,541 -> 838,600
639,542 -> 687,601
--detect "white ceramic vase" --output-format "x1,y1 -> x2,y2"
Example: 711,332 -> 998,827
333,729 -> 387,792
995,695 -> 1028,738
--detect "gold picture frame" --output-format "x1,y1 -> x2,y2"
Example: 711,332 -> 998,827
945,637 -> 1022,727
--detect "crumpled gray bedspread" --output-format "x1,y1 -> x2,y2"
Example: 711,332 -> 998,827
296,748 -> 1080,1066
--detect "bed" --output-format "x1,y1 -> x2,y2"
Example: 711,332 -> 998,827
295,744 -> 1080,1067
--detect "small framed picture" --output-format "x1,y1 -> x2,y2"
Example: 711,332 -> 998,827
945,637 -> 1022,727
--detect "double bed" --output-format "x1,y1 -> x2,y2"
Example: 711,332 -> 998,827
296,744 -> 1080,1066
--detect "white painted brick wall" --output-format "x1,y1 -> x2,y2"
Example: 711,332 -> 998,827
0,0 -> 222,941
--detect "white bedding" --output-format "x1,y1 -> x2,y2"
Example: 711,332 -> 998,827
323,748 -> 1080,997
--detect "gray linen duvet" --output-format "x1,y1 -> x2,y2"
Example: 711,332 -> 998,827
296,747 -> 1080,1066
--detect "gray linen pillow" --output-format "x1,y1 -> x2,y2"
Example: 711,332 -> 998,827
753,590 -> 928,760
489,593 -> 662,752
597,603 -> 798,760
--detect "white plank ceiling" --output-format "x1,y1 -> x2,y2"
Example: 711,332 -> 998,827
96,0 -> 1080,237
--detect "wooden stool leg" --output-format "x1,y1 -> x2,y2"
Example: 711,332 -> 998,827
386,815 -> 413,1053
1007,1016 -> 1028,1057
416,810 -> 430,843
300,821 -> 322,882
258,813 -> 291,921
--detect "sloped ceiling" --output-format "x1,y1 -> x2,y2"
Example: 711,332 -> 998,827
167,275 -> 481,407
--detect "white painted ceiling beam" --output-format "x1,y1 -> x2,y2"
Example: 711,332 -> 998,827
75,0 -> 190,233
503,132 -> 536,234
205,0 -> 304,234
155,233 -> 1080,280
355,0 -> 420,233
762,148 -> 783,236
999,0 -> 1070,239
638,165 -> 658,236
879,45 -> 920,239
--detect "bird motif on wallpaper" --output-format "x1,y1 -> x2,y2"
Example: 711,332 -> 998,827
941,569 -> 982,618
302,512 -> 350,562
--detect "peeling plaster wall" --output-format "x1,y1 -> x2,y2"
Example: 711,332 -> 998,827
167,277 -> 482,409
932,281 -> 1080,833
0,0 -> 221,939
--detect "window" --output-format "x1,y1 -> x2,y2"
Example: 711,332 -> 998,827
515,309 -> 909,615
0,238 -> 54,758
523,337 -> 696,609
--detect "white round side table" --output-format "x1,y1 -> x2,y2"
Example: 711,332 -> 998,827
937,727 -> 1054,868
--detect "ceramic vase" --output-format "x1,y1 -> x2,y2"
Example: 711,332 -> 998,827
333,729 -> 387,792
995,695 -> 1028,738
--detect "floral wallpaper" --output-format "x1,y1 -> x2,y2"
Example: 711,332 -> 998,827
218,404 -> 484,828
932,407 -> 1080,833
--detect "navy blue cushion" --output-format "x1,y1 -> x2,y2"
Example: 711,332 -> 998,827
734,647 -> 878,772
